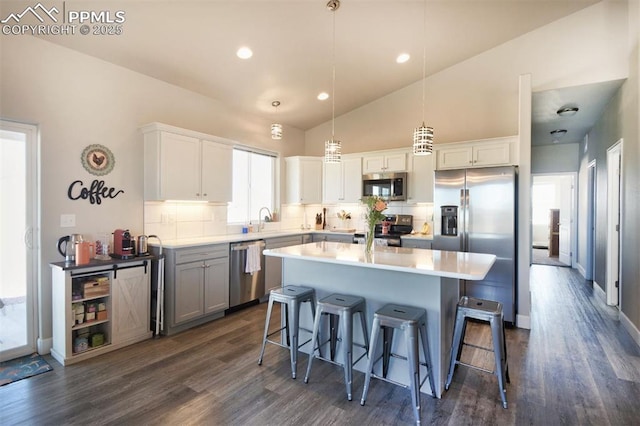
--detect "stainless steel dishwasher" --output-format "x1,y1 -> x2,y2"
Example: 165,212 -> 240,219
228,240 -> 266,311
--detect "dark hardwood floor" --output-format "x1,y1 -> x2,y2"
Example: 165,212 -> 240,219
2,265 -> 639,425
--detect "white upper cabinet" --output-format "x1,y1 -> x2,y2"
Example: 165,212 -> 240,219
435,136 -> 518,170
323,156 -> 362,203
407,153 -> 434,203
155,132 -> 201,200
142,123 -> 232,202
362,152 -> 407,174
201,140 -> 232,202
285,156 -> 322,204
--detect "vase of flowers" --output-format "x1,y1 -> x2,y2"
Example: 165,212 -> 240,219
361,195 -> 388,253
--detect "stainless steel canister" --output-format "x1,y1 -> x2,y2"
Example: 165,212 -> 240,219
137,235 -> 149,256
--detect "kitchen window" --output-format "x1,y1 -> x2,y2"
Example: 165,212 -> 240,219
227,149 -> 275,224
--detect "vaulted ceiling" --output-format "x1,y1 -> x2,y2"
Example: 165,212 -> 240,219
26,0 -> 604,135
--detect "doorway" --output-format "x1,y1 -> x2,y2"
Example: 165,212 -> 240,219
531,173 -> 576,267
606,140 -> 622,307
0,120 -> 39,361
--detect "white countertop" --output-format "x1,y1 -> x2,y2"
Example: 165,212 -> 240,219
149,229 -> 432,249
264,241 -> 495,280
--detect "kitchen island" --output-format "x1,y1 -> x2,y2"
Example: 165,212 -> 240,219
263,241 -> 496,398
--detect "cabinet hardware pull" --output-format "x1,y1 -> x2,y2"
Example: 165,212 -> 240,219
112,261 -> 148,279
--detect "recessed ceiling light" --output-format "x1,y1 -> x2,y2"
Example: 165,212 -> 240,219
557,106 -> 579,116
396,53 -> 410,64
236,47 -> 253,59
317,92 -> 329,101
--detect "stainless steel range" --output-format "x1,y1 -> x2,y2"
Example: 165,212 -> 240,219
353,214 -> 413,247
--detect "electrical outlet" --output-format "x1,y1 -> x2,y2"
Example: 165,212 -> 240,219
60,214 -> 76,228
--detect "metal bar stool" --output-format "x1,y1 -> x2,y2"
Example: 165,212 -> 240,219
258,285 -> 319,379
445,296 -> 510,408
360,304 -> 436,425
304,293 -> 369,401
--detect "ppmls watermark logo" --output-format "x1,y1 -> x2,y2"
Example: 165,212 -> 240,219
2,2 -> 126,36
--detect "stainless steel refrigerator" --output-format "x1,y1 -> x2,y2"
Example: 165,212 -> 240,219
433,166 -> 517,323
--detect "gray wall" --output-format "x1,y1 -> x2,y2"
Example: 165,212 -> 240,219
582,89 -> 624,292
531,144 -> 580,174
619,0 -> 640,329
578,22 -> 640,333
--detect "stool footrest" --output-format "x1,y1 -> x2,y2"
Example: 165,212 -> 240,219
368,372 -> 430,393
264,336 -> 313,351
368,354 -> 431,387
310,348 -> 368,367
265,326 -> 286,340
264,340 -> 292,351
310,353 -> 365,369
371,352 -> 430,368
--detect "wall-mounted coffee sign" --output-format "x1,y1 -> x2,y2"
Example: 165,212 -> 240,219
67,144 -> 123,204
68,180 -> 124,205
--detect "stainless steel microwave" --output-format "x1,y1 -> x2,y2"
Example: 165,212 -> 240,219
362,172 -> 407,201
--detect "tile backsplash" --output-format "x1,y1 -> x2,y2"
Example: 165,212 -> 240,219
144,201 -> 433,241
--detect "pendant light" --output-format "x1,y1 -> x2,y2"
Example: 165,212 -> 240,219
412,0 -> 433,155
271,101 -> 282,140
324,0 -> 341,163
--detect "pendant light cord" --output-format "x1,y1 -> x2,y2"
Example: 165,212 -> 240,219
421,0 -> 426,125
331,6 -> 336,138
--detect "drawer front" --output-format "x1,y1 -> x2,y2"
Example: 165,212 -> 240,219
175,244 -> 229,264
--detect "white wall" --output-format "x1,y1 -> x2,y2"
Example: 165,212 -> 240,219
0,35 -> 306,349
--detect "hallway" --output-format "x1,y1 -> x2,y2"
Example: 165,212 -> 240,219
0,265 -> 639,425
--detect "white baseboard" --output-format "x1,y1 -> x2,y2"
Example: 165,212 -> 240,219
620,312 -> 640,349
591,284 -> 640,351
593,281 -> 606,302
37,337 -> 52,355
516,314 -> 531,330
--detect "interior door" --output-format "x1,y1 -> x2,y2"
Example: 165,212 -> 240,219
558,175 -> 573,266
0,120 -> 38,362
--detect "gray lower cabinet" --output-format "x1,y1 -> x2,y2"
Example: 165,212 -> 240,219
265,235 -> 306,293
160,243 -> 229,335
312,233 -> 354,243
401,239 -> 432,249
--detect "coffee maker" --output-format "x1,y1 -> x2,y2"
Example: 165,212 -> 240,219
112,229 -> 135,259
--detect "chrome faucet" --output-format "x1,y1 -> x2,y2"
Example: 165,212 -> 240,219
258,207 -> 272,232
